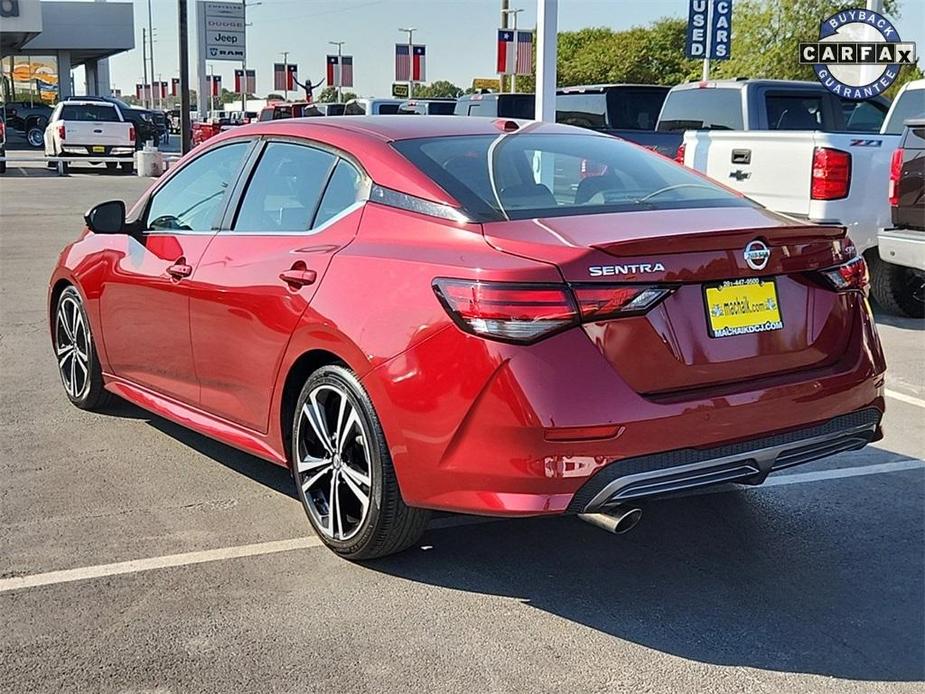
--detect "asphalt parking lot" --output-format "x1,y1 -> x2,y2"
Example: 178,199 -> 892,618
1,168 -> 923,693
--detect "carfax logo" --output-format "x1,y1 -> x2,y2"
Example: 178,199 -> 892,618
799,8 -> 916,99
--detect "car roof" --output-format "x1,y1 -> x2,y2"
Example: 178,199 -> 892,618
669,79 -> 826,92
248,114 -> 578,142
61,100 -> 118,107
557,84 -> 669,92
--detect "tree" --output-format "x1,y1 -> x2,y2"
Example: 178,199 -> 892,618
315,86 -> 358,103
413,80 -> 464,98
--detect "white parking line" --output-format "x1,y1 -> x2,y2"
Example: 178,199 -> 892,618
0,537 -> 322,594
1,458 -> 922,595
886,388 -> 925,409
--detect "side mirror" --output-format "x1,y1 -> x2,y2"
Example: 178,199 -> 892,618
84,200 -> 126,234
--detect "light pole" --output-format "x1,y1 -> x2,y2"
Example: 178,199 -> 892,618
501,7 -> 523,93
147,0 -> 157,109
178,0 -> 192,153
142,26 -> 149,108
329,40 -> 344,103
280,51 -> 289,101
399,27 -> 415,98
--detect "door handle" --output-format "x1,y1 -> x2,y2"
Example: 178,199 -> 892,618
166,261 -> 193,279
279,269 -> 317,288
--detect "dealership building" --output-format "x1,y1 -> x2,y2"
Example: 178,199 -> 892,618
0,0 -> 134,100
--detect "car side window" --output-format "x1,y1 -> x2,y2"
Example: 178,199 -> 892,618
233,142 -> 336,233
146,142 -> 249,232
313,159 -> 363,228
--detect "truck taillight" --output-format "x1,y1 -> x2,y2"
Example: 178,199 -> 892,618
129,125 -> 135,143
57,123 -> 65,141
674,142 -> 686,165
810,147 -> 851,200
888,147 -> 904,207
432,279 -> 672,344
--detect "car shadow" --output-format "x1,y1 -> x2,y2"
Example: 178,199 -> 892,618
96,397 -> 925,681
362,452 -> 924,683
873,307 -> 925,331
102,398 -> 297,499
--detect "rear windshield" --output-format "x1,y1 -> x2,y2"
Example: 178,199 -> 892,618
377,103 -> 401,114
393,132 -> 751,222
882,87 -> 925,134
428,101 -> 456,115
556,89 -> 668,131
656,88 -> 743,132
60,104 -> 120,122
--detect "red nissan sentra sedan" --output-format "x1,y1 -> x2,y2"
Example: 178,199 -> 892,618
48,116 -> 886,559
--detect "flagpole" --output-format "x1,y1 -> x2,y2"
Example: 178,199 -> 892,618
399,27 -> 415,98
329,40 -> 345,103
502,7 -> 523,93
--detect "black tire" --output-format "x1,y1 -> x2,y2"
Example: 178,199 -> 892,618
106,162 -> 118,172
26,124 -> 44,148
121,161 -> 133,174
53,286 -> 112,411
869,254 -> 925,318
291,364 -> 429,560
60,160 -> 69,174
0,152 -> 6,174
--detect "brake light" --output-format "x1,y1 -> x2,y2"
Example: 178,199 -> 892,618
811,147 -> 851,200
57,123 -> 65,141
432,279 -> 672,344
674,142 -> 686,165
129,125 -> 135,143
888,147 -> 903,207
571,285 -> 672,320
819,256 -> 869,294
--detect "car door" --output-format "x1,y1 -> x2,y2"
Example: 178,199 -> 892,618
99,140 -> 253,404
189,139 -> 367,431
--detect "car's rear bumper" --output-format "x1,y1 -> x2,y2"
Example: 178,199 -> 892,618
566,408 -> 881,513
56,145 -> 134,158
879,228 -> 925,272
364,294 -> 886,516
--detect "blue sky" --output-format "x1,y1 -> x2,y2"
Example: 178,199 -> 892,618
98,0 -> 925,97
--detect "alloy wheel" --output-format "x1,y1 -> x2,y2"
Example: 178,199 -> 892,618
295,384 -> 372,541
55,295 -> 90,399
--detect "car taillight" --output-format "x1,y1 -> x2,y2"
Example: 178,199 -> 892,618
432,279 -> 672,344
811,147 -> 851,200
674,142 -> 686,165
129,125 -> 135,143
571,285 -> 672,320
888,147 -> 903,207
819,256 -> 869,294
57,123 -> 65,141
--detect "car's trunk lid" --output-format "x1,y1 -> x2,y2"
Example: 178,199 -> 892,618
482,206 -> 856,394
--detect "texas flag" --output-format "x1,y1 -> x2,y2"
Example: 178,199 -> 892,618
498,29 -> 532,75
327,55 -> 354,88
395,44 -> 426,82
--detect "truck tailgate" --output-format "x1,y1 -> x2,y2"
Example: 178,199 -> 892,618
683,130 -> 899,252
62,121 -> 132,146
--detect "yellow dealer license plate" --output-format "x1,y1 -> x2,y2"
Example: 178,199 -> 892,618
704,278 -> 783,338
92,146 -> 105,153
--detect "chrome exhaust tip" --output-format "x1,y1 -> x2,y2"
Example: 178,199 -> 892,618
578,507 -> 643,535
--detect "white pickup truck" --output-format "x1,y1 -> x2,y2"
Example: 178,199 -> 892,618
43,100 -> 135,174
672,79 -> 925,314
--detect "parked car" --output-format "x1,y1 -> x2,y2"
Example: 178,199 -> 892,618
880,79 -> 925,135
454,92 -> 535,118
673,79 -> 925,313
555,84 -> 679,155
876,116 -> 925,317
397,99 -> 456,115
63,96 -> 158,148
0,100 -> 53,148
307,103 -> 346,116
343,98 -> 403,115
257,102 -> 311,121
151,110 -> 169,143
43,99 -> 135,173
49,117 -> 885,559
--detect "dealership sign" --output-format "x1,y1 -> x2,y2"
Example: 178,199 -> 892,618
800,8 -> 916,99
685,0 -> 731,60
200,1 -> 245,61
